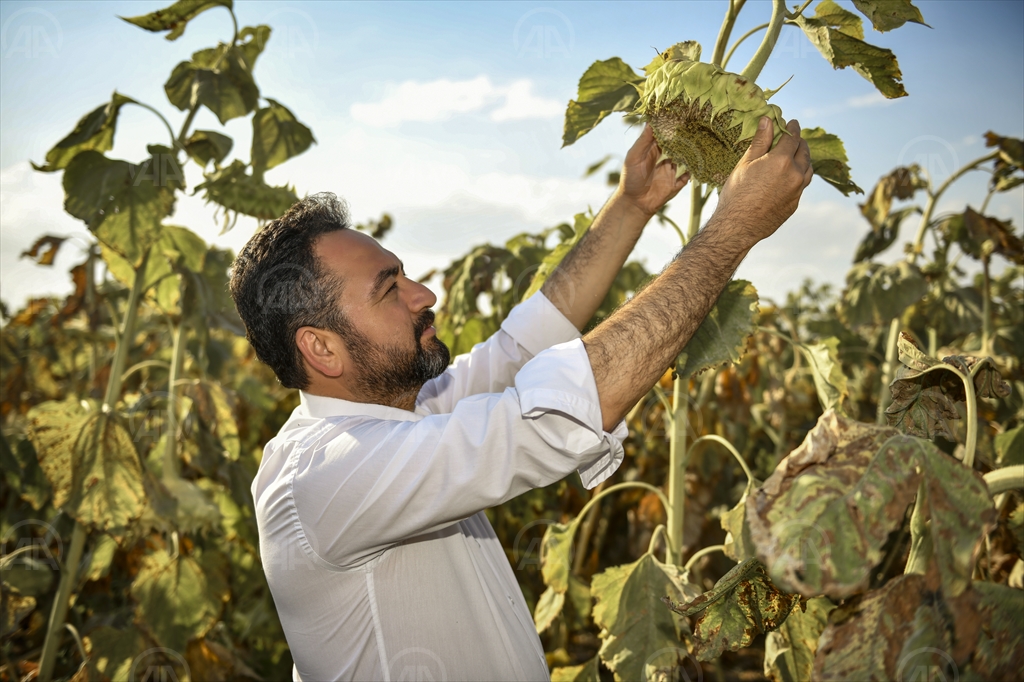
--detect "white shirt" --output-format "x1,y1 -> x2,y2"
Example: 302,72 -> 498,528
251,292 -> 626,681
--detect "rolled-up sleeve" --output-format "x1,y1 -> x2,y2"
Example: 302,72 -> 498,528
293,339 -> 625,568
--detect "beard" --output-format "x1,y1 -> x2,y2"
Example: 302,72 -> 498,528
343,309 -> 451,408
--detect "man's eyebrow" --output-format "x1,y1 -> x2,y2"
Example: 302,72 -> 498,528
369,261 -> 404,299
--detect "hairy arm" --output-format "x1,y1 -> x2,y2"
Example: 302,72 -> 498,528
541,126 -> 689,331
584,118 -> 814,431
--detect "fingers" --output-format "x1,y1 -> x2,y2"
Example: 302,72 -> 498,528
625,124 -> 656,165
773,119 -> 803,157
740,117 -> 774,164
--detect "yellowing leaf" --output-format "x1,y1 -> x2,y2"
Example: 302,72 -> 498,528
539,521 -> 575,594
563,58 -> 644,147
121,0 -> 232,41
801,127 -> 863,196
533,586 -> 565,634
524,212 -> 593,300
33,93 -> 137,172
721,484 -> 758,562
800,337 -> 848,412
810,0 -> 865,39
20,235 -> 68,266
859,165 -> 927,231
86,626 -> 145,682
851,0 -> 928,32
763,596 -> 835,682
592,553 -> 698,680
676,279 -> 758,380
665,558 -> 799,662
551,656 -> 601,682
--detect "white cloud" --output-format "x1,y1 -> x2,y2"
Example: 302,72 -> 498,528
846,92 -> 893,109
349,76 -> 562,127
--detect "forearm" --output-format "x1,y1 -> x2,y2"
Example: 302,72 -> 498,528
540,191 -> 652,331
583,213 -> 752,432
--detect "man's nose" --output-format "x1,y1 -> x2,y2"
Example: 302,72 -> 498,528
406,279 -> 437,311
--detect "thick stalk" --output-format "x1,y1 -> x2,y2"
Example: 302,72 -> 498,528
876,318 -> 901,425
740,0 -> 787,82
37,522 -> 86,682
981,255 -> 992,356
722,23 -> 768,70
163,320 -> 187,479
103,251 -> 150,411
909,151 -> 1000,263
984,465 -> 1024,495
687,183 -> 705,241
572,480 -> 606,575
667,373 -> 688,566
711,0 -> 748,66
684,544 -> 726,573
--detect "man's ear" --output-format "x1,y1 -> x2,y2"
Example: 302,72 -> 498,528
295,326 -> 346,379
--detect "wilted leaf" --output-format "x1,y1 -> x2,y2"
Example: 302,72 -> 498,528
809,0 -> 865,39
642,41 -> 702,76
563,58 -> 644,147
121,0 -> 231,40
801,126 -> 863,196
524,212 -> 592,300
131,547 -> 229,652
20,235 -> 68,266
721,484 -> 758,562
985,131 -> 1024,192
852,0 -> 929,32
251,99 -> 315,178
33,93 -> 137,172
854,205 -> 918,262
957,207 -> 1024,264
584,154 -> 613,177
86,626 -> 144,682
533,586 -> 565,634
25,401 -> 146,539
665,558 -> 799,661
195,159 -> 298,222
800,337 -> 848,412
184,129 -> 233,167
592,553 -> 698,680
841,261 -> 927,327
995,425 -> 1024,466
62,151 -> 174,268
539,521 -> 575,593
962,582 -> 1024,679
749,411 -> 995,598
83,532 -> 118,582
795,7 -> 908,98
183,380 -> 240,461
763,596 -> 835,682
676,279 -> 759,380
1,589 -> 36,637
551,656 -> 601,682
859,165 -> 926,230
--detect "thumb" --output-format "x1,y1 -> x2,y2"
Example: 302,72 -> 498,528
740,117 -> 773,164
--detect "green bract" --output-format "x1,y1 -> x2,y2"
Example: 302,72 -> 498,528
635,47 -> 787,186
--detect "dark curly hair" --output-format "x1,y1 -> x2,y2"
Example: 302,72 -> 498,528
229,193 -> 354,389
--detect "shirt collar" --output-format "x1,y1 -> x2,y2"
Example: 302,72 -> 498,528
299,390 -> 423,422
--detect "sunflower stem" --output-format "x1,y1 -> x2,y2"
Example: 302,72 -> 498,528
740,0 -> 787,82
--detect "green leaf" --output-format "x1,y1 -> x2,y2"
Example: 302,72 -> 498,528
665,558 -> 799,662
533,586 -> 565,634
539,521 -> 575,594
675,279 -> 759,380
763,596 -> 835,682
810,0 -> 865,40
195,159 -> 298,223
795,10 -> 908,98
801,127 -> 864,196
563,58 -> 644,147
551,656 -> 601,682
33,93 -> 137,172
592,553 -> 698,680
83,532 -> 118,582
841,261 -> 927,328
62,151 -> 174,268
100,224 -> 207,313
854,205 -> 918,262
748,410 -> 995,598
25,401 -> 146,540
162,477 -> 222,533
183,380 -> 240,461
524,212 -> 593,300
131,547 -> 229,652
86,626 -> 145,682
995,425 -> 1024,466
164,28 -> 269,125
641,40 -> 702,76
121,0 -> 232,41
799,337 -> 848,412
851,0 -> 928,32
721,485 -> 758,562
184,129 -> 233,167
251,99 -> 315,178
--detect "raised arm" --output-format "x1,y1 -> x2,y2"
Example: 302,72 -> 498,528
584,118 -> 813,431
541,126 -> 690,331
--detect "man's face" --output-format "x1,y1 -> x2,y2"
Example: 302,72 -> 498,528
314,230 -> 450,405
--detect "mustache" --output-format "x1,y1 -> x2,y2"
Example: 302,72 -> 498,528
414,309 -> 436,338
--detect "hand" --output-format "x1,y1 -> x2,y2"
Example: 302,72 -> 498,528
715,117 -> 813,246
616,125 -> 690,217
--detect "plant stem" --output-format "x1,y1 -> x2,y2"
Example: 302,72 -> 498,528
572,480 -> 607,575
722,23 -> 768,70
129,100 -> 183,152
688,183 -> 705,241
103,250 -> 150,412
647,524 -> 669,560
979,188 -> 995,214
984,465 -> 1024,495
691,435 -> 753,486
740,0 -> 787,82
684,544 -> 727,573
908,151 -> 1000,263
711,0 -> 748,66
904,482 -> 931,576
927,327 -> 937,357
164,319 -> 187,479
876,318 -> 901,425
982,255 -> 992,356
667,374 -> 688,566
573,482 -> 670,531
37,522 -> 86,682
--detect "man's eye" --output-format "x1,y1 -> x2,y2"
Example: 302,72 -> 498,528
388,282 -> 399,294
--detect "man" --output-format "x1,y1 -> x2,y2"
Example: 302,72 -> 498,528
229,118 -> 812,681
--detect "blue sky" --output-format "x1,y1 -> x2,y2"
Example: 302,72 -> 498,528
1,0 -> 1022,310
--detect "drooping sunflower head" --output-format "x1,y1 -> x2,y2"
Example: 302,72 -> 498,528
635,43 -> 788,186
